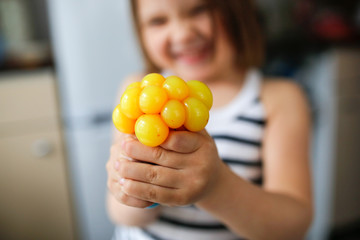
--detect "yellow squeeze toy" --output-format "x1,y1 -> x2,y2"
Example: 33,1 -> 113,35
112,73 -> 213,147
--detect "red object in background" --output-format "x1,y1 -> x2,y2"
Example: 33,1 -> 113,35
294,0 -> 359,42
311,10 -> 354,41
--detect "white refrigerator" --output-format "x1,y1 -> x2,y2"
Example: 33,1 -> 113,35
47,0 -> 143,239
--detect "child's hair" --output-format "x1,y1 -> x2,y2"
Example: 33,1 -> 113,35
130,0 -> 264,73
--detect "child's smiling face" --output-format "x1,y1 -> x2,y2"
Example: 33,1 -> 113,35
137,0 -> 237,82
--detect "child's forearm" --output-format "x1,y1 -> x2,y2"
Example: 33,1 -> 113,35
106,191 -> 161,227
196,166 -> 313,240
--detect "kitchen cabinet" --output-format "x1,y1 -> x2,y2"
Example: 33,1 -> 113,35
0,69 -> 76,240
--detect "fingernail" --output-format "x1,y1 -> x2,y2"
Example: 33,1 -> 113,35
146,203 -> 159,209
119,178 -> 125,185
119,153 -> 134,161
114,161 -> 120,170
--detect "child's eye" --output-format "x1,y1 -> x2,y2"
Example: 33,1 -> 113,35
189,4 -> 209,16
148,17 -> 167,27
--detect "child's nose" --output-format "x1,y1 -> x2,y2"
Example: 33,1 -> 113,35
170,20 -> 197,45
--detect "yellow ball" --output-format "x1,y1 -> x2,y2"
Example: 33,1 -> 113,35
163,76 -> 189,101
141,73 -> 166,88
120,87 -> 143,119
187,80 -> 213,110
113,74 -> 213,147
183,97 -> 209,132
135,114 -> 169,147
126,81 -> 141,90
161,99 -> 186,129
139,85 -> 168,114
112,104 -> 136,133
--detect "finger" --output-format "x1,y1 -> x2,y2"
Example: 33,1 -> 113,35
107,159 -> 121,182
121,178 -> 183,206
108,138 -> 154,208
109,143 -> 121,162
110,137 -> 139,163
119,161 -> 182,188
160,130 -> 202,153
109,181 -> 153,208
123,138 -> 184,168
107,156 -> 131,183
113,132 -> 137,146
110,134 -> 137,160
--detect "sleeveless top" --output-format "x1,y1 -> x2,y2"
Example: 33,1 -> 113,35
113,69 -> 267,240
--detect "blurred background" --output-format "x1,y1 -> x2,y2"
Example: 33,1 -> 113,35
0,0 -> 359,239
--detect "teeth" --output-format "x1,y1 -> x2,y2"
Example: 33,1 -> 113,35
173,41 -> 207,58
178,47 -> 205,58
181,51 -> 201,57
172,42 -> 210,62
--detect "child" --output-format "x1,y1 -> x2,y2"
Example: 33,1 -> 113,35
106,0 -> 313,239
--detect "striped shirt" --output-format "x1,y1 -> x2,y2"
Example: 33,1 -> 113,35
113,69 -> 266,240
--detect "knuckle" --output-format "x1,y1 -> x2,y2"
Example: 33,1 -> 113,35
122,180 -> 138,198
146,187 -> 157,201
122,179 -> 131,193
153,147 -> 164,161
146,167 -> 158,184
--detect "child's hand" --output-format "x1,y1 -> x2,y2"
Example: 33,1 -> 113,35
116,130 -> 225,207
106,134 -> 154,208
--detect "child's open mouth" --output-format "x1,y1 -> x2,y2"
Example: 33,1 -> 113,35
173,43 -> 213,66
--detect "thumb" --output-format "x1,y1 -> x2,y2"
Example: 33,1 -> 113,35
160,130 -> 203,153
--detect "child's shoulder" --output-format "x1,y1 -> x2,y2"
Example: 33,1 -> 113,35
260,77 -> 310,120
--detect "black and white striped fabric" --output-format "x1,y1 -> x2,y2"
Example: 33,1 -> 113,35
113,69 -> 266,240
